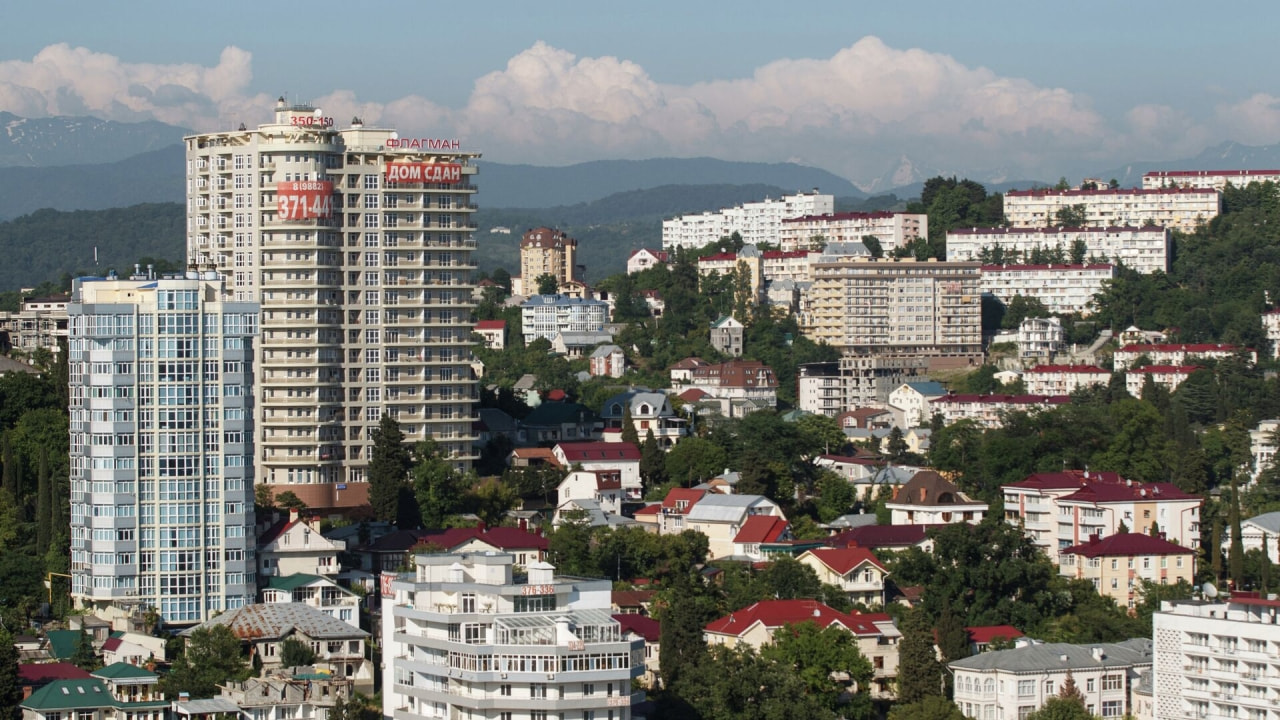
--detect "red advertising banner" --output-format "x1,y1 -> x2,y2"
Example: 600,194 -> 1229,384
380,571 -> 397,598
276,181 -> 334,219
384,162 -> 462,184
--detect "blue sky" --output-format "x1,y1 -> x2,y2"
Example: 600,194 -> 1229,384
2,1 -> 1277,187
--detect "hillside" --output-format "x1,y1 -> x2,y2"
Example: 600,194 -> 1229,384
0,145 -> 184,221
0,112 -> 188,167
0,203 -> 184,291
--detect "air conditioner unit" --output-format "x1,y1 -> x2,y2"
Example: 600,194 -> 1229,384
499,673 -> 507,679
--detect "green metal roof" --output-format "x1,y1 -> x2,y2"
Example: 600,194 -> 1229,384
266,573 -> 326,591
45,630 -> 82,660
92,662 -> 158,681
22,680 -> 109,711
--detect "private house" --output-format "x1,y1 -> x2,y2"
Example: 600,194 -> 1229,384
886,471 -> 988,526
21,664 -> 167,720
472,319 -> 506,350
552,441 -> 642,499
797,547 -> 889,606
261,573 -> 362,626
710,315 -> 745,357
589,344 -> 627,378
684,494 -> 785,560
258,510 -> 345,579
600,389 -> 688,447
888,381 -> 948,428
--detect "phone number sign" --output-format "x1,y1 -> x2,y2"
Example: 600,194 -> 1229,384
277,181 -> 334,219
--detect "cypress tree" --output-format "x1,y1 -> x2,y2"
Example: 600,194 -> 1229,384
0,435 -> 19,505
1211,516 -> 1224,581
897,607 -> 943,703
36,447 -> 51,556
367,416 -> 411,525
1230,472 -> 1245,589
620,406 -> 639,446
1262,533 -> 1272,594
0,626 -> 22,720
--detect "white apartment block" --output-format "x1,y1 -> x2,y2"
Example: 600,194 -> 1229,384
981,263 -> 1116,316
382,552 -> 644,720
1143,169 -> 1280,191
68,274 -> 258,625
1004,470 -> 1122,562
1022,365 -> 1111,396
1113,343 -> 1255,370
1153,594 -> 1280,720
1002,188 -> 1221,233
186,99 -> 480,506
1251,419 -> 1279,483
1015,317 -> 1066,360
661,190 -> 834,250
1263,310 -> 1280,359
761,249 -> 823,283
946,226 -> 1170,274
951,640 -> 1153,720
779,211 -> 928,253
796,356 -> 931,416
796,361 -> 845,417
1126,365 -> 1200,398
804,258 -> 983,368
929,393 -> 1069,429
520,295 -> 610,344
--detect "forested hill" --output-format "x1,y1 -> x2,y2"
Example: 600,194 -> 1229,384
0,203 -> 184,291
0,146 -> 184,221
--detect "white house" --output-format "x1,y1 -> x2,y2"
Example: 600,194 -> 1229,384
551,441 -> 642,500
1015,317 -> 1065,359
556,469 -> 625,516
258,510 -> 345,579
888,381 -> 948,428
1251,418 -> 1279,481
684,494 -> 785,560
261,573 -> 362,626
627,248 -> 670,274
886,471 -> 988,526
1221,511 -> 1280,564
600,389 -> 688,447
797,547 -> 889,606
1023,365 -> 1110,396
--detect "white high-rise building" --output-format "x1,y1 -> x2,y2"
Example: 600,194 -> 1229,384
68,273 -> 258,625
382,552 -> 644,720
946,226 -> 1170,274
186,99 -> 480,508
662,191 -> 834,250
1153,593 -> 1280,720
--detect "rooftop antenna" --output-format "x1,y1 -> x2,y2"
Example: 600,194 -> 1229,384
1203,582 -> 1219,599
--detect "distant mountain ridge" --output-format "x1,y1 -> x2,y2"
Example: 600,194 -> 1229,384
0,112 -> 188,167
0,145 -> 185,221
1099,141 -> 1280,188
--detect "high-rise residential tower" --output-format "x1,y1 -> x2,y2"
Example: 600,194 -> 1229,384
68,273 -> 258,625
185,100 -> 480,507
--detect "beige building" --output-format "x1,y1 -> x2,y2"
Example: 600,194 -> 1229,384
804,257 -> 983,370
185,100 -> 480,506
1059,533 -> 1195,608
519,226 -> 579,293
1002,188 -> 1221,232
796,547 -> 889,606
779,211 -> 928,253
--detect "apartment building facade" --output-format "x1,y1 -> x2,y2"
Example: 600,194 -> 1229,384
0,294 -> 69,354
1113,343 -> 1255,370
68,274 -> 258,624
981,263 -> 1115,315
1143,169 -> 1280,190
1022,365 -> 1111,396
946,226 -> 1170,274
519,227 -> 579,294
1059,533 -> 1196,608
1126,365 -> 1201,397
1002,188 -> 1221,232
382,552 -> 644,720
804,258 -> 983,369
662,191 -> 834,250
185,99 -> 480,506
779,211 -> 928,253
520,295 -> 610,344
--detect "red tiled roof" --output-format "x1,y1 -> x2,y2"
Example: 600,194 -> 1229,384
1145,170 -> 1280,178
555,441 -> 642,462
817,454 -> 877,466
661,488 -> 706,511
19,663 -> 91,685
1007,470 -> 1124,491
761,250 -> 812,259
101,637 -> 123,652
802,546 -> 885,574
1025,365 -> 1110,374
733,516 -> 789,544
612,590 -> 655,608
510,447 -> 559,463
1128,365 -> 1203,374
981,263 -> 1114,272
474,320 -> 506,330
613,613 -> 661,642
698,252 -> 739,262
948,226 -> 1167,235
826,524 -> 944,549
671,357 -> 710,370
966,625 -> 1024,644
258,518 -> 298,545
628,248 -> 669,261
704,600 -> 888,637
633,504 -> 662,516
422,526 -> 549,552
1062,532 -> 1195,558
1117,343 -> 1245,353
1058,481 -> 1199,504
1004,187 -> 1218,197
931,393 -> 1071,405
678,388 -> 709,402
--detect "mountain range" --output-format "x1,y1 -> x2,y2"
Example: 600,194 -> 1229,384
0,112 -> 188,167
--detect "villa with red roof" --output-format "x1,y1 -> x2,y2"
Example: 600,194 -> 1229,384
1022,365 -> 1111,396
552,441 -> 642,496
1112,342 -> 1255,370
704,600 -> 902,698
685,493 -> 785,559
1125,365 -> 1202,397
258,509 -> 345,579
419,524 -> 549,567
929,393 -> 1070,429
797,547 -> 889,606
656,487 -> 707,534
732,515 -> 791,561
626,248 -> 670,275
472,319 -> 506,350
1059,532 -> 1196,607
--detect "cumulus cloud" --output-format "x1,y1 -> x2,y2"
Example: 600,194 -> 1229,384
0,39 -> 1269,185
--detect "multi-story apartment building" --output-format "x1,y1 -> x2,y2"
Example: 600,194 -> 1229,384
698,245 -> 764,301
1022,365 -> 1111,396
1055,481 -> 1201,558
185,99 -> 480,506
946,226 -> 1170,274
1263,309 -> 1280,359
1250,419 -> 1280,482
1059,533 -> 1195,608
518,227 -> 579,295
662,190 -> 834,250
520,295 -> 609,344
928,393 -> 1069,429
68,274 -> 257,624
779,211 -> 928,253
795,356 -> 932,416
680,359 -> 779,406
796,361 -> 845,416
804,258 -> 983,370
951,639 -> 1153,720
0,294 -> 69,354
1002,188 -> 1221,232
761,249 -> 822,283
1112,343 -> 1255,370
382,552 -> 644,720
1143,169 -> 1280,190
1153,593 -> 1280,720
981,263 -> 1116,315
1015,317 -> 1066,359
1125,365 -> 1201,397
1003,470 -> 1123,560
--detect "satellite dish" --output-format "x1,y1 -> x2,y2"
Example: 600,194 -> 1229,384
1203,582 -> 1219,598
389,131 -> 399,140
314,108 -> 324,117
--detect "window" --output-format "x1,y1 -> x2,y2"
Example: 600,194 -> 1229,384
1102,674 -> 1122,691
1086,678 -> 1095,692
499,684 -> 511,697
1017,680 -> 1035,697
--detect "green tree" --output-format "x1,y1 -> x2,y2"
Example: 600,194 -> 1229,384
0,627 -> 19,720
368,416 -> 412,525
639,430 -> 668,493
861,235 -> 884,258
1231,471 -> 1246,588
896,607 -> 942,703
886,427 -> 909,461
664,437 -> 727,486
413,440 -> 467,529
535,274 -> 559,295
1026,696 -> 1096,720
671,645 -> 837,720
762,622 -> 873,715
1053,204 -> 1087,227
275,491 -> 307,510
620,406 -> 640,446
657,571 -> 720,690
35,447 -> 50,556
935,600 -> 972,683
160,625 -> 251,699
816,471 -> 855,523
547,509 -> 596,576
463,477 -> 520,527
70,629 -> 97,671
279,637 -> 317,668
888,697 -> 967,720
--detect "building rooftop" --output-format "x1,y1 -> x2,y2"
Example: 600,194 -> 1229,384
801,546 -> 886,574
1025,365 -> 1110,374
613,613 -> 660,642
1116,342 -> 1247,354
947,225 -> 1167,236
981,263 -> 1114,272
18,663 -> 91,686
555,441 -> 641,463
903,381 -> 948,396
733,515 -> 789,544
949,639 -> 1153,673
1058,481 -> 1199,504
889,471 -> 985,508
966,625 -> 1025,645
473,320 -> 506,330
705,600 -> 892,638
1243,511 -> 1280,535
1062,532 -> 1195,558
92,663 -> 158,681
184,602 -> 367,641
